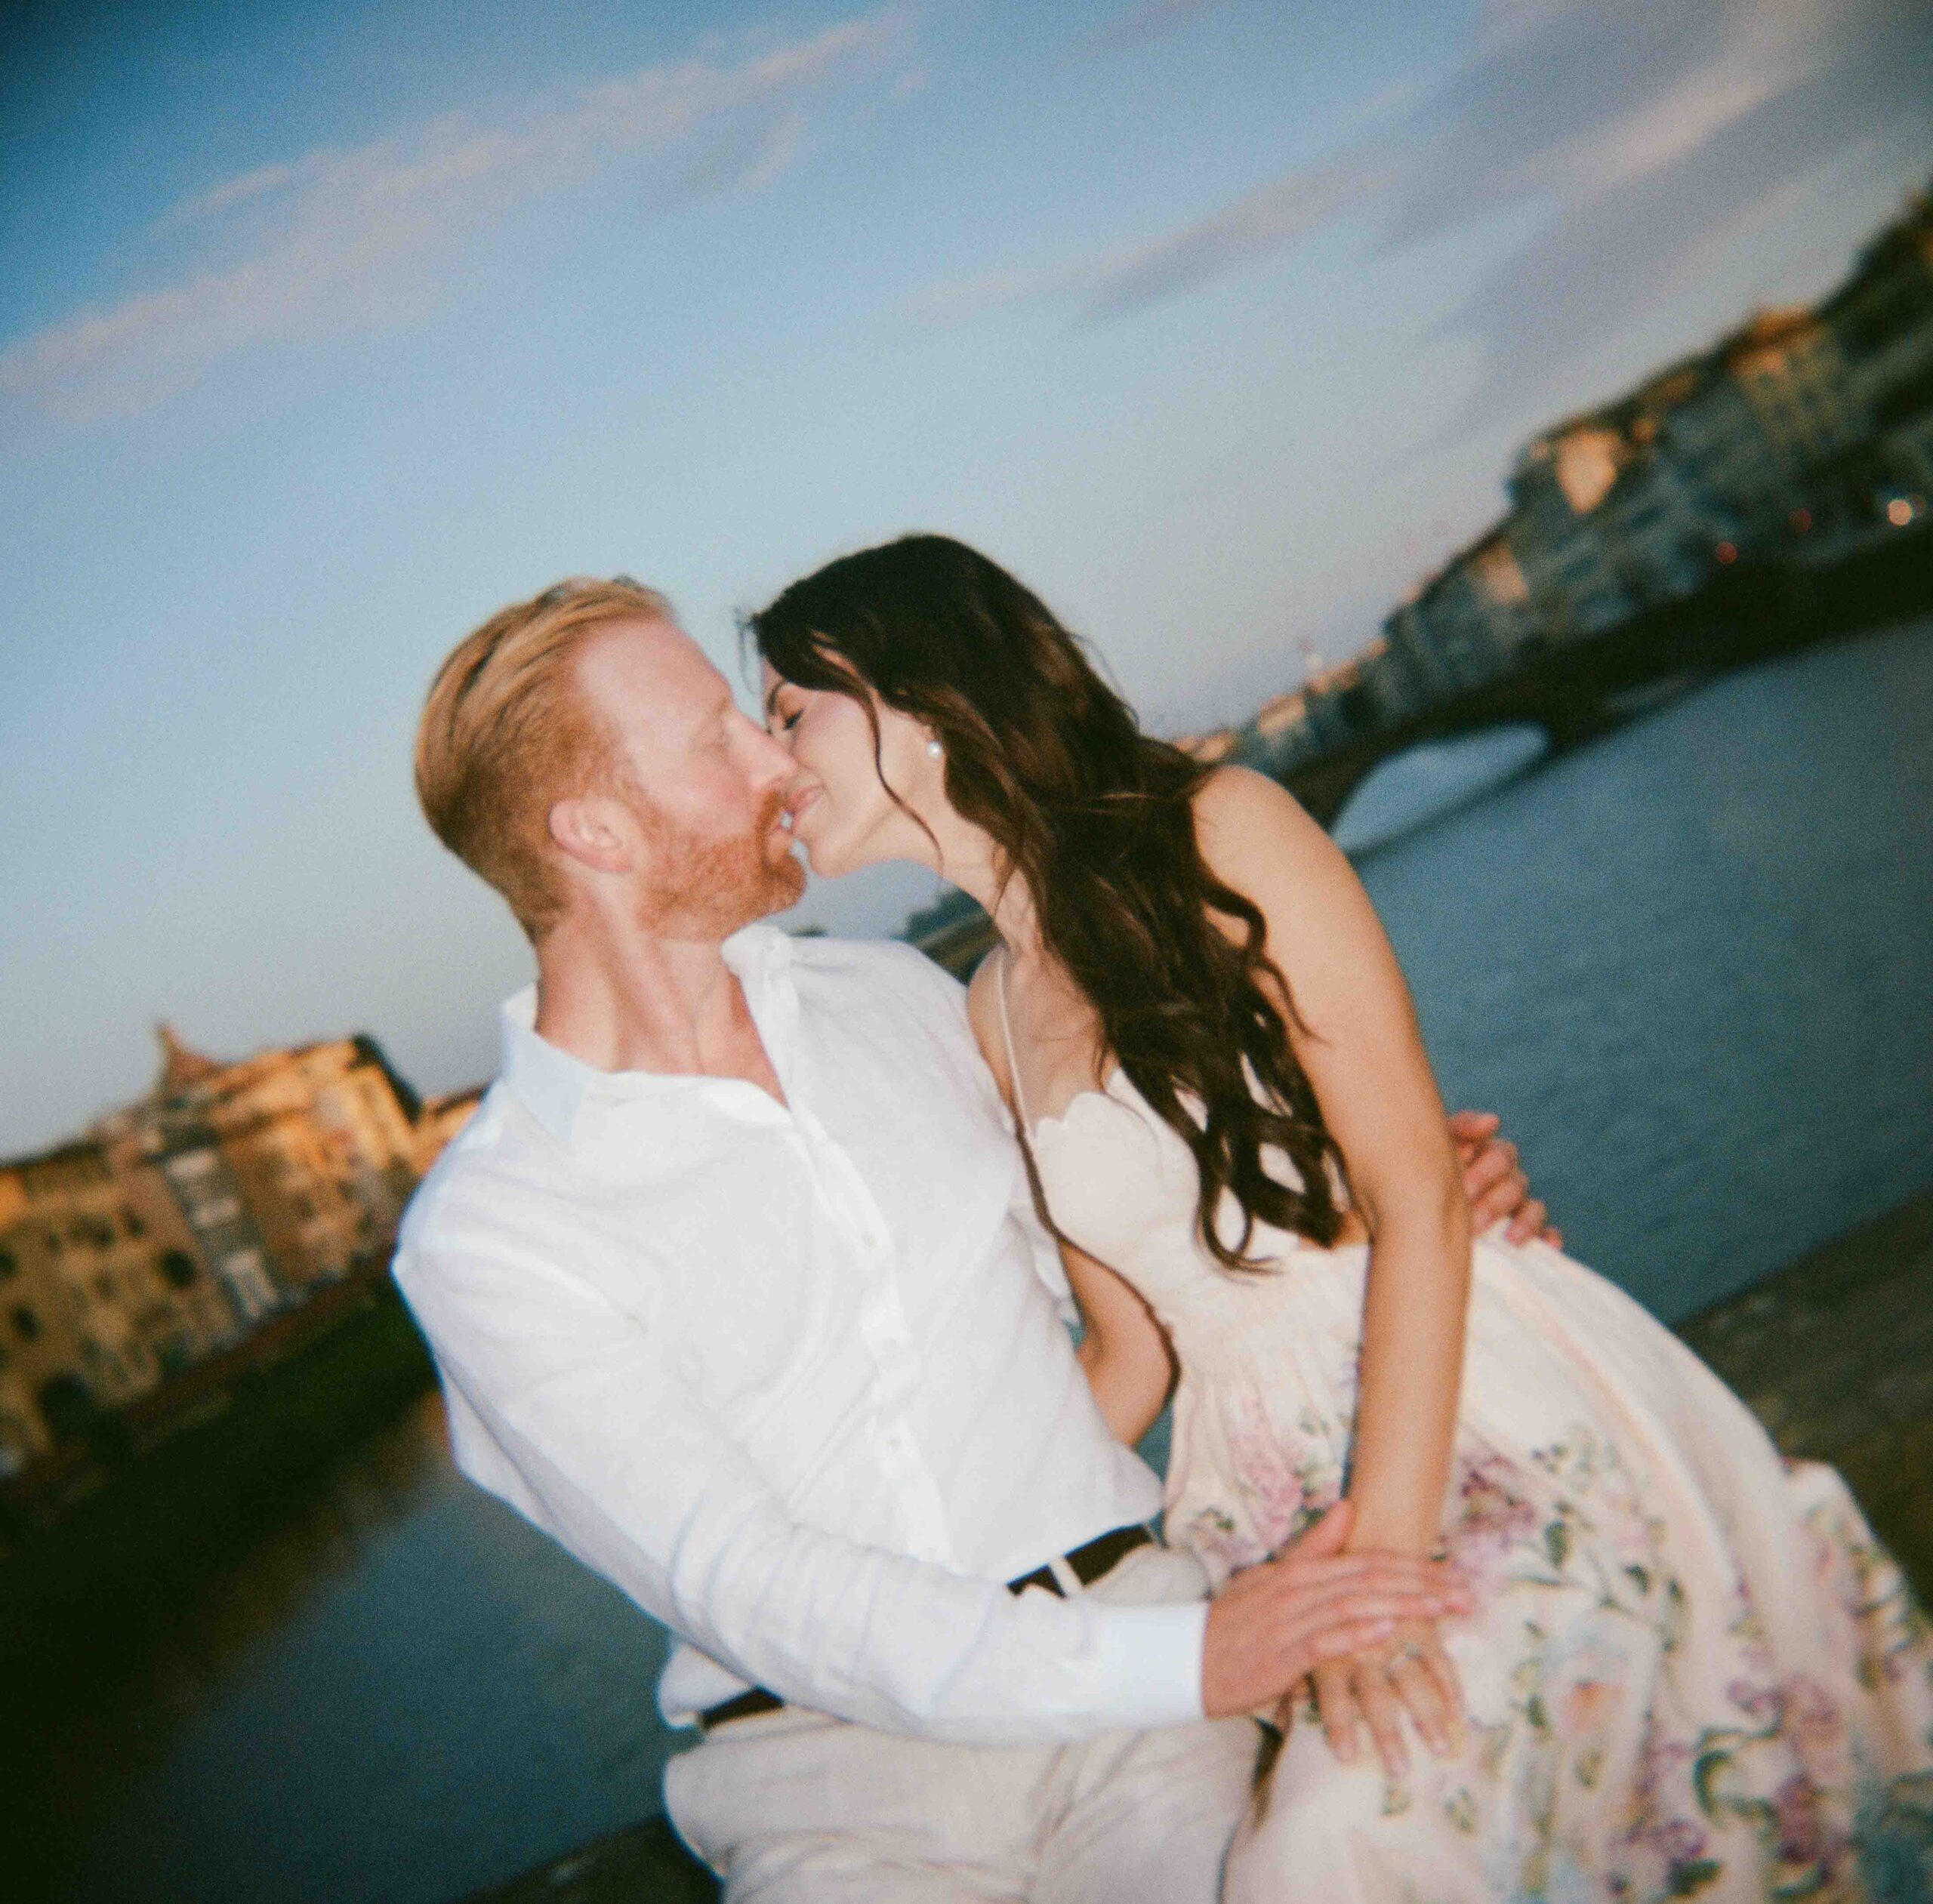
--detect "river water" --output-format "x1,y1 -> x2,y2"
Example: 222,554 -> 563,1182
33,620 -> 1933,1903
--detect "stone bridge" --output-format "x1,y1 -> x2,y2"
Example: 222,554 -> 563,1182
1280,665 -> 1635,829
913,660 -> 1651,980
1289,519 -> 1933,826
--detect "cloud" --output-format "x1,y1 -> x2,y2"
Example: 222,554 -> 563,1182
0,9 -> 912,426
1389,0 -> 1933,421
1075,0 -> 1237,59
911,158 -> 1389,326
922,0 -> 1933,417
1075,159 -> 1392,322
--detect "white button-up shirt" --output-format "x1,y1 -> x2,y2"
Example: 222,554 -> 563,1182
393,926 -> 1206,1746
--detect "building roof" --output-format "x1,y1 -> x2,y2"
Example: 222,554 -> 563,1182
1715,305 -> 1823,370
1846,180 -> 1933,276
0,1136 -> 106,1177
422,1086 -> 488,1118
1515,347 -> 1713,470
156,1022 -> 224,1095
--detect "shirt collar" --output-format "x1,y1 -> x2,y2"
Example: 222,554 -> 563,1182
721,919 -> 793,987
497,923 -> 798,1148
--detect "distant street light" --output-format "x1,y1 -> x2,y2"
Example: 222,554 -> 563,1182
1715,541 -> 1739,565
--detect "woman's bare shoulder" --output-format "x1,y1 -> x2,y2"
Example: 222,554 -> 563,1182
1191,764 -> 1335,888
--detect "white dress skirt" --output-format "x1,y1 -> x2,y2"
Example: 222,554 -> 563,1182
1021,1063 -> 1933,1903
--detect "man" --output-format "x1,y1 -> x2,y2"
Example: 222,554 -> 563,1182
396,577 -> 1545,1901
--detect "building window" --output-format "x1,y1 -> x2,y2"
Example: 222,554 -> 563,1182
159,1249 -> 199,1290
123,1210 -> 146,1239
11,1305 -> 41,1342
38,1373 -> 97,1445
0,1247 -> 14,1280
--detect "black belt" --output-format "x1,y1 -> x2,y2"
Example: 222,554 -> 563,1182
1002,1521 -> 1152,1601
697,1524 -> 1155,1734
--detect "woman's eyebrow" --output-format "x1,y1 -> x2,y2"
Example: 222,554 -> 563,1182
762,679 -> 789,719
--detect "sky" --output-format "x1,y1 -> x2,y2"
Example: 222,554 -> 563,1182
2,0 -> 1929,1153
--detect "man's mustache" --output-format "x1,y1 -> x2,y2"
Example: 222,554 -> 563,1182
758,787 -> 792,837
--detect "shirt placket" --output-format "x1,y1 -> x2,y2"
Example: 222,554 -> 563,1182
793,1109 -> 957,1570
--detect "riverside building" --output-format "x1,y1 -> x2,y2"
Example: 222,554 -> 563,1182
0,1135 -> 230,1473
1823,184 -> 1933,507
1379,173 -> 1932,699
1,1024 -> 430,1474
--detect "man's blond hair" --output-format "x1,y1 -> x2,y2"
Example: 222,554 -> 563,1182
415,576 -> 674,939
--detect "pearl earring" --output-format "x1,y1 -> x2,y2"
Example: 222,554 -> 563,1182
926,738 -> 945,760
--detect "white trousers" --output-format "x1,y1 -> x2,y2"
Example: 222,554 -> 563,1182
664,1543 -> 1259,1903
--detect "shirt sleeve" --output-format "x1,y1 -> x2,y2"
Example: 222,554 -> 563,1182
393,1231 -> 1205,1748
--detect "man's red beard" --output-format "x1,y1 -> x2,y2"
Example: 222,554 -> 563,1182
634,786 -> 805,938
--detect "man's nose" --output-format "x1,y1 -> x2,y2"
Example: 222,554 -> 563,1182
741,716 -> 796,787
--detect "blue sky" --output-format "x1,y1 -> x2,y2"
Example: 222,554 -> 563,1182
3,0 -> 1929,1151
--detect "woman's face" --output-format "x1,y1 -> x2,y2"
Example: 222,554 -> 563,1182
761,661 -> 945,878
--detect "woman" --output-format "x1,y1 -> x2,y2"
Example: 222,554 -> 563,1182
749,534 -> 1933,1901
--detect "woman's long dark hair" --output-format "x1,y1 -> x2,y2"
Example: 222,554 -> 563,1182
746,534 -> 1347,1268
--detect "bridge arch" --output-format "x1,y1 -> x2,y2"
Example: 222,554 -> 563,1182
1328,724 -> 1552,854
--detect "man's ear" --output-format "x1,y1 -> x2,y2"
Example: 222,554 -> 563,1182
548,794 -> 634,875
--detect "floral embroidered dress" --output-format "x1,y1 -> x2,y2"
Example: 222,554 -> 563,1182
1011,1037 -> 1933,1902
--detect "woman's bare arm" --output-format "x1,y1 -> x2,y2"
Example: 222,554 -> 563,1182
1194,764 -> 1470,1555
1063,1241 -> 1178,1445
1195,766 -> 1473,1773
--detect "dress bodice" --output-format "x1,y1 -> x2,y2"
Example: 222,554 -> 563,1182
992,947 -> 1337,1344
1028,1068 -> 1334,1325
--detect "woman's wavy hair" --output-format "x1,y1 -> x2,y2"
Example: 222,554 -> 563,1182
745,533 -> 1347,1268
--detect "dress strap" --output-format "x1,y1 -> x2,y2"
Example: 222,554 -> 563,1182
994,944 -> 1032,1131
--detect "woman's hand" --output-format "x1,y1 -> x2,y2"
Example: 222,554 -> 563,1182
1294,1616 -> 1467,1776
1448,1109 -> 1560,1246
1204,1504 -> 1473,1719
